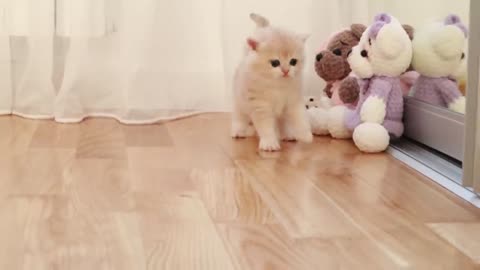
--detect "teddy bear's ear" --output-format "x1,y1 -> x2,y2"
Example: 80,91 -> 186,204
432,25 -> 465,60
250,13 -> 270,28
375,24 -> 407,58
444,14 -> 468,38
402,24 -> 414,40
350,24 -> 367,40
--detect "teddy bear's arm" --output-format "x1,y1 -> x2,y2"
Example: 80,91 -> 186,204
360,79 -> 392,124
338,77 -> 360,104
435,79 -> 465,113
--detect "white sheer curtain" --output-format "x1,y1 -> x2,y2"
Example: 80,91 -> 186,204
0,0 -> 468,123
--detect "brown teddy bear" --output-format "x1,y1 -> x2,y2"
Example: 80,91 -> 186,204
314,24 -> 366,105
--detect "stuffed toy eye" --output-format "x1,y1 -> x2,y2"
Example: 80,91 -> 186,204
290,58 -> 298,66
361,50 -> 368,57
333,48 -> 342,56
270,59 -> 280,67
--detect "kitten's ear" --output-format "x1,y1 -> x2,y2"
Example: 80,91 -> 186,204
247,38 -> 259,50
298,33 -> 310,43
250,13 -> 270,28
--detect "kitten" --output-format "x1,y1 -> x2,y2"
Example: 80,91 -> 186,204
232,13 -> 313,151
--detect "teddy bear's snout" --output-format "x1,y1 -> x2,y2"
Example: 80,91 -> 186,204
315,50 -> 349,81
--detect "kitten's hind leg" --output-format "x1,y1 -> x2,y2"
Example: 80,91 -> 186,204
231,111 -> 255,138
251,110 -> 280,151
282,104 -> 313,143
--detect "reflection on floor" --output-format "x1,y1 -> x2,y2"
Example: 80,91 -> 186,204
0,113 -> 480,269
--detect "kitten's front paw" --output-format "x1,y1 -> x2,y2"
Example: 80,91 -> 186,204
259,137 -> 281,151
297,132 -> 313,143
281,127 -> 297,142
231,124 -> 255,138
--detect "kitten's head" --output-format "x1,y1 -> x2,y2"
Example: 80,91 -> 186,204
245,13 -> 309,80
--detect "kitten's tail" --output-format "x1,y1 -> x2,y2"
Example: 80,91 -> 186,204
250,13 -> 269,28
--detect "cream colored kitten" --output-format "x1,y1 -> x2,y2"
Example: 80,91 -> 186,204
232,13 -> 313,151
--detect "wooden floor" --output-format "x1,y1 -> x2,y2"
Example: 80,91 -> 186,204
1,113 -> 480,269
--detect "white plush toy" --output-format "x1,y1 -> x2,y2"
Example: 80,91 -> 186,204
305,95 -> 333,136
311,13 -> 412,153
410,14 -> 467,113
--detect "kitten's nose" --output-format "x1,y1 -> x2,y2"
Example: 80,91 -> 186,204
316,53 -> 323,61
281,69 -> 289,76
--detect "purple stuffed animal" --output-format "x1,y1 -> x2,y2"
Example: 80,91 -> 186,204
332,13 -> 413,153
411,14 -> 467,114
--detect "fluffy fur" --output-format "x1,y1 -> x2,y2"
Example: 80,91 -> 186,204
410,14 -> 467,114
232,13 -> 312,151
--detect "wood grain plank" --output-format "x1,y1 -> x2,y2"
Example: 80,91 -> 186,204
235,159 -> 361,239
138,196 -> 235,270
65,159 -> 135,211
192,168 -> 277,224
286,144 -> 478,268
9,149 -> 75,195
218,224 -> 319,270
30,121 -> 80,148
429,222 -> 480,264
0,116 -> 37,155
123,124 -> 173,147
0,114 -> 478,269
76,119 -> 126,160
10,195 -> 145,270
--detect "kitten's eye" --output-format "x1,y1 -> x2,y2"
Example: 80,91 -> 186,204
461,53 -> 465,59
290,58 -> 298,66
368,39 -> 372,45
333,49 -> 342,56
361,50 -> 368,58
270,59 -> 280,67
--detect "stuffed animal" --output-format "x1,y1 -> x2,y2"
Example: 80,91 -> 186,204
410,14 -> 467,114
314,25 -> 367,105
337,13 -> 413,153
307,25 -> 366,137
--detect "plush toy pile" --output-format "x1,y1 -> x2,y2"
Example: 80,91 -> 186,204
308,13 -> 414,153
